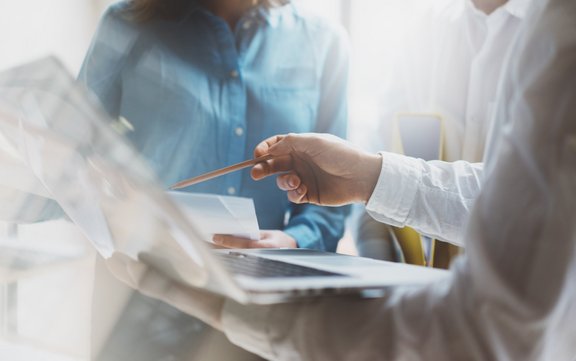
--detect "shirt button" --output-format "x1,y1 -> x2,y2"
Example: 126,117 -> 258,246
243,21 -> 252,29
230,70 -> 239,78
235,127 -> 244,136
227,187 -> 236,195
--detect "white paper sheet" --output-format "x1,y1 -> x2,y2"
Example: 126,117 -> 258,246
168,191 -> 260,242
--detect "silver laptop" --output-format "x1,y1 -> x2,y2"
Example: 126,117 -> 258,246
0,57 -> 447,304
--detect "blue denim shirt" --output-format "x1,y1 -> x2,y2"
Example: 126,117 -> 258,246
79,1 -> 350,251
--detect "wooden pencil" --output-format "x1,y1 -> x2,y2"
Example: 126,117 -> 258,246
169,154 -> 274,190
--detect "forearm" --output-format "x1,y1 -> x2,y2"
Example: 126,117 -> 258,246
366,152 -> 483,246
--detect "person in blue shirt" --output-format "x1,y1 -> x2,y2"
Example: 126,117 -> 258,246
79,0 -> 350,251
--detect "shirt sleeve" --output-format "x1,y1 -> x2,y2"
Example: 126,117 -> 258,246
221,2 -> 576,360
284,21 -> 351,251
77,3 -> 136,119
365,152 -> 483,246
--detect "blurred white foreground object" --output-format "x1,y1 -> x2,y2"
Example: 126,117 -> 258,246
0,56 -> 448,309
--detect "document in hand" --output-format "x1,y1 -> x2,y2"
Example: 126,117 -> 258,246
168,192 -> 260,242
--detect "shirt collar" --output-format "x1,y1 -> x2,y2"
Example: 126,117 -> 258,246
254,3 -> 295,27
185,1 -> 294,27
466,0 -> 532,20
503,0 -> 532,19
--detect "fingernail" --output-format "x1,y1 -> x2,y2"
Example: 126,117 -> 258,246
296,187 -> 303,195
288,176 -> 296,188
213,235 -> 222,244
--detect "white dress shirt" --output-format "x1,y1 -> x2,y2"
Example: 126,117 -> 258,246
378,0 -> 530,163
221,0 -> 576,359
359,0 -> 531,247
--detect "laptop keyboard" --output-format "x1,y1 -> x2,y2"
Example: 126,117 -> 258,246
217,252 -> 344,278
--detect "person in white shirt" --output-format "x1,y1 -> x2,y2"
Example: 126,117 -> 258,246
107,0 -> 576,359
357,0 -> 531,261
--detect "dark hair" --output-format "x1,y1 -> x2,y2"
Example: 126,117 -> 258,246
126,0 -> 289,23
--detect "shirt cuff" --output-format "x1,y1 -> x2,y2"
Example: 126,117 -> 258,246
283,224 -> 320,250
365,152 -> 423,226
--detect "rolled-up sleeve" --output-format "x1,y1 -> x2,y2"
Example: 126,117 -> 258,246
366,152 -> 483,246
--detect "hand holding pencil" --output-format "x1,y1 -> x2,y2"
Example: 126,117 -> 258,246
249,133 -> 383,206
171,132 -> 383,207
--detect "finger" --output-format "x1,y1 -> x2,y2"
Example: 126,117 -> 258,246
254,133 -> 306,158
250,231 -> 277,248
287,184 -> 309,204
206,242 -> 228,249
251,155 -> 293,180
255,240 -> 280,248
276,173 -> 301,191
254,134 -> 286,158
213,234 -> 256,248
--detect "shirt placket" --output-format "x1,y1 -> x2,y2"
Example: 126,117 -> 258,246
209,14 -> 248,196
463,13 -> 489,162
463,10 -> 508,162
